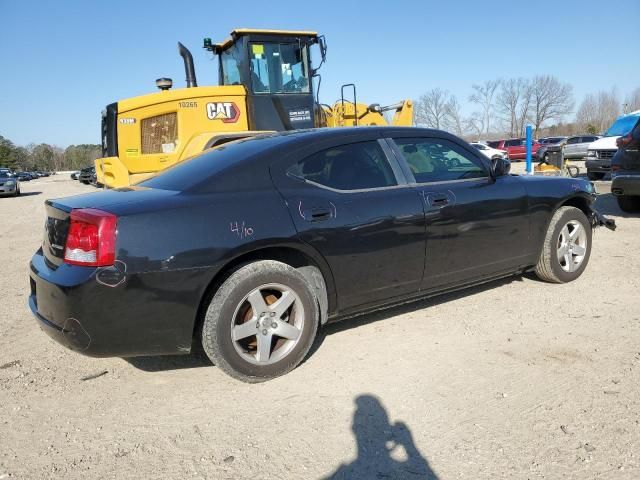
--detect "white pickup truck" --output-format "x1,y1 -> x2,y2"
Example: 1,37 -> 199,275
586,110 -> 640,180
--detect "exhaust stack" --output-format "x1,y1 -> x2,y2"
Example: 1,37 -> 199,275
178,42 -> 198,88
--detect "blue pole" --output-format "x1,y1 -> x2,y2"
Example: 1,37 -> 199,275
525,124 -> 533,174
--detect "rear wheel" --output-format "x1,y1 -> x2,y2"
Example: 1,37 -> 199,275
535,206 -> 592,283
201,260 -> 319,382
14,188 -> 20,197
587,171 -> 605,181
616,195 -> 640,213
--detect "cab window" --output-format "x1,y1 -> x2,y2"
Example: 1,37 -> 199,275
288,141 -> 397,191
393,137 -> 488,183
249,43 -> 310,94
220,46 -> 242,86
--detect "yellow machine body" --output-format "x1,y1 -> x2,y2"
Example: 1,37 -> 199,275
96,29 -> 413,188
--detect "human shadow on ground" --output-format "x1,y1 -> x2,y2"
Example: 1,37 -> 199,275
323,394 -> 438,480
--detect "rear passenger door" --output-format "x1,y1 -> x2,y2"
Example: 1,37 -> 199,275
271,136 -> 426,313
388,135 -> 530,291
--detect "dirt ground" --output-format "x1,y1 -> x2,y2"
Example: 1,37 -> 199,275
1,169 -> 639,480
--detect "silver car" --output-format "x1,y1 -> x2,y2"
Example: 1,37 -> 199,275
0,171 -> 20,197
563,135 -> 600,159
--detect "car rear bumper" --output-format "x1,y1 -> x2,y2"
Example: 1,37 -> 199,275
611,174 -> 640,196
28,249 -> 203,357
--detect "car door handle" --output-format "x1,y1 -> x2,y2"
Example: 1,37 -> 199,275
304,206 -> 333,222
428,195 -> 449,207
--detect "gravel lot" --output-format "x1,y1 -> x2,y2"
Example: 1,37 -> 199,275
1,170 -> 639,479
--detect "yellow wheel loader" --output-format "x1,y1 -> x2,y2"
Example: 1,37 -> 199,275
96,29 -> 413,188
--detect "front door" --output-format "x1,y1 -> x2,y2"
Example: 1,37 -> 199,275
389,135 -> 530,290
272,137 -> 426,312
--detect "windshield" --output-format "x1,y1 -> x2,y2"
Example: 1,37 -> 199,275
249,42 -> 310,94
605,114 -> 640,137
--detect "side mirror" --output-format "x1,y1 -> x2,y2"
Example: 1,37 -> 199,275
491,157 -> 511,177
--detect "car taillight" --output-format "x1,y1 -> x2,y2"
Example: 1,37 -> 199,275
611,164 -> 620,172
64,208 -> 117,266
617,133 -> 633,148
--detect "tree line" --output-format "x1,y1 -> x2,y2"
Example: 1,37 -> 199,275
0,136 -> 101,172
415,76 -> 640,140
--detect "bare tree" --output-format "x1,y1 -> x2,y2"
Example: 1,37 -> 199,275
444,95 -> 465,136
530,75 -> 574,135
496,78 -> 534,137
415,88 -> 450,129
465,112 -> 485,141
576,89 -> 620,133
624,87 -> 640,112
469,80 -> 500,136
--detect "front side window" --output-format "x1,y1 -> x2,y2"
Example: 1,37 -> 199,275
220,45 -> 242,86
249,42 -> 310,94
288,141 -> 397,191
393,137 -> 488,183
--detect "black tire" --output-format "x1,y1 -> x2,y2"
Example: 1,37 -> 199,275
535,206 -> 592,283
14,188 -> 20,197
616,195 -> 640,213
201,260 -> 319,382
587,171 -> 605,181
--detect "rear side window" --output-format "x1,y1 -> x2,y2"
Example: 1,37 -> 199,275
393,137 -> 488,183
504,139 -> 522,147
288,141 -> 397,191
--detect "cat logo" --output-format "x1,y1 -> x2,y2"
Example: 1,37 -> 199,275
206,102 -> 240,123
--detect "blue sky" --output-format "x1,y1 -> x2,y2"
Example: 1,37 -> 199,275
1,0 -> 638,146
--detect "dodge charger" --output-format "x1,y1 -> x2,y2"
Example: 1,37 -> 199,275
29,127 -> 614,382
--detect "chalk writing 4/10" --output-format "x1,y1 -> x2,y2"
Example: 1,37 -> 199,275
230,221 -> 254,239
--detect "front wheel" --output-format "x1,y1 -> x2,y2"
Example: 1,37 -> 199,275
535,206 -> 592,283
201,260 -> 319,382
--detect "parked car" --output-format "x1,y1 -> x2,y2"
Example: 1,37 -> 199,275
611,115 -> 640,212
70,171 -> 80,180
487,138 -> 541,160
586,110 -> 640,180
78,166 -> 96,185
535,137 -> 568,162
563,135 -> 601,159
470,142 -> 509,160
538,136 -> 567,146
0,170 -> 20,197
15,172 -> 32,181
29,127 -> 614,382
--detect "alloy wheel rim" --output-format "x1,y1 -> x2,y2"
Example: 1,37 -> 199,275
557,220 -> 588,272
230,283 -> 304,365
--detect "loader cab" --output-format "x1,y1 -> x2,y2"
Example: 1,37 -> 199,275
205,29 -> 322,131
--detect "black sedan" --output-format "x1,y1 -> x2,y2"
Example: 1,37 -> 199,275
29,127 -> 614,382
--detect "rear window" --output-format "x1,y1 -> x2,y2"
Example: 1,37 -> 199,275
288,141 -> 397,191
486,141 -> 500,148
139,135 -> 285,191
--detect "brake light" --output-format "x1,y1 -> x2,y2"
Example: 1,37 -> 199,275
64,209 -> 117,266
611,164 -> 620,172
617,133 -> 632,148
